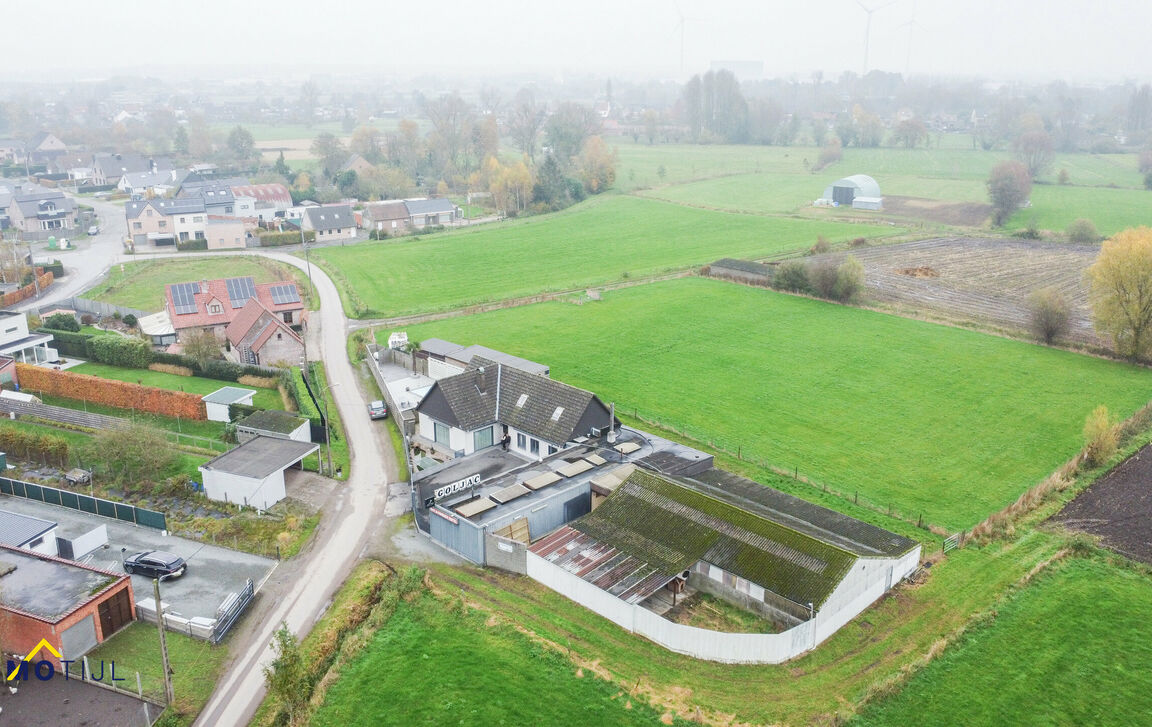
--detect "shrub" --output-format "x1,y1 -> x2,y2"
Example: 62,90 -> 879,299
176,239 -> 208,251
834,255 -> 864,301
808,236 -> 831,255
258,230 -> 315,247
39,329 -> 93,358
45,312 -> 79,332
87,335 -> 153,368
1027,288 -> 1071,344
149,363 -> 194,377
238,374 -> 280,389
15,364 -> 205,420
1066,218 -> 1098,244
1082,405 -> 1117,468
850,237 -> 869,248
1057,168 -> 1070,185
813,139 -> 842,171
122,314 -> 138,328
0,427 -> 69,466
80,314 -> 96,325
772,261 -> 809,293
807,259 -> 840,299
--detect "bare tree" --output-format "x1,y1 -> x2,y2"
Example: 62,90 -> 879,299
1028,288 -> 1071,344
987,161 -> 1032,226
1014,130 -> 1055,178
422,93 -> 474,177
507,88 -> 545,160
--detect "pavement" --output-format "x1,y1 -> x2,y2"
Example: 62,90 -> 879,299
0,671 -> 162,727
0,494 -> 276,621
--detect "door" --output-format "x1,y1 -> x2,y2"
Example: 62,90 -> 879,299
61,615 -> 97,659
97,588 -> 134,638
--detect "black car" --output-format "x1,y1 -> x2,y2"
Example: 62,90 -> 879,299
123,550 -> 187,580
369,400 -> 388,419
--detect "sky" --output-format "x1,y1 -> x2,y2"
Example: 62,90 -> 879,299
7,0 -> 1152,84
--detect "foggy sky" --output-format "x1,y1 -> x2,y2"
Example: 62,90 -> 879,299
6,0 -> 1151,84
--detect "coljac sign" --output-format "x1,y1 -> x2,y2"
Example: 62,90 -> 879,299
425,473 -> 482,508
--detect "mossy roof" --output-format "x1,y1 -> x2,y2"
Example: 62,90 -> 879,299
571,468 -> 858,608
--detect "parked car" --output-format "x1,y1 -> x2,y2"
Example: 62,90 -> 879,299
123,550 -> 187,580
368,400 -> 388,419
87,225 -> 99,235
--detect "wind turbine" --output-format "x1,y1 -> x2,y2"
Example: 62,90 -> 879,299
857,0 -> 899,75
673,1 -> 702,76
900,0 -> 925,78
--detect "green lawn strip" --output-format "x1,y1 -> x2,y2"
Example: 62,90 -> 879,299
427,531 -> 1060,725
401,277 -> 1152,530
853,557 -> 1152,726
67,362 -> 281,410
38,393 -> 225,441
311,589 -> 681,727
85,256 -> 315,312
66,621 -> 228,724
309,195 -> 895,318
309,362 -> 349,479
1008,183 -> 1152,236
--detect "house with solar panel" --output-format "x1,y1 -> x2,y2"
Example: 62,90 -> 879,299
164,277 -> 304,350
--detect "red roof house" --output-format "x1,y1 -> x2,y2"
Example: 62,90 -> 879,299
224,298 -> 305,367
164,276 -> 304,339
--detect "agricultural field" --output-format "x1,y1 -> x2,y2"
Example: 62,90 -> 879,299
311,195 -> 896,318
1053,443 -> 1152,564
1007,183 -> 1152,236
853,557 -> 1152,727
427,531 -> 1063,726
86,257 -> 311,312
311,591 -> 682,727
399,277 -> 1152,529
68,362 -> 283,411
806,237 -> 1100,342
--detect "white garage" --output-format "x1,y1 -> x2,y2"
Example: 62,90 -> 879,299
201,387 -> 257,423
198,436 -> 319,511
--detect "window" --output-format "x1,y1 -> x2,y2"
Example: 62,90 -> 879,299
225,206 -> 233,214
158,220 -> 167,229
282,312 -> 293,323
547,445 -> 558,455
193,216 -> 203,222
473,427 -> 493,451
276,333 -> 282,340
551,406 -> 564,421
133,222 -> 142,230
4,326 -> 16,334
195,231 -> 205,240
516,394 -> 528,408
516,433 -> 526,449
209,303 -> 222,314
145,209 -> 153,217
434,422 -> 450,445
179,217 -> 186,223
28,536 -> 43,549
530,438 -> 540,455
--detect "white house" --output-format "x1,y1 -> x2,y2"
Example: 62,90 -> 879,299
0,509 -> 59,557
201,387 -> 256,422
302,205 -> 356,242
198,436 -> 319,510
0,311 -> 58,364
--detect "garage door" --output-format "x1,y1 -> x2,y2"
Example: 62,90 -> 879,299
98,588 -> 134,638
60,614 -> 97,660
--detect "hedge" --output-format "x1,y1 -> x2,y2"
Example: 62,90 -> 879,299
177,239 -> 208,251
288,367 -> 321,425
87,335 -> 153,368
38,328 -> 94,358
1,271 -> 53,308
16,364 -> 206,420
39,261 -> 64,277
0,427 -> 69,466
257,230 -> 314,247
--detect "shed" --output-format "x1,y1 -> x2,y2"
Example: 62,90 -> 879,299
0,509 -> 58,556
236,409 -> 310,443
198,435 -> 319,510
201,387 -> 257,422
820,174 -> 882,210
138,310 -> 177,347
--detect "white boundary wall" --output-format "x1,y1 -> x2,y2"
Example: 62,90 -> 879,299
526,544 -> 921,664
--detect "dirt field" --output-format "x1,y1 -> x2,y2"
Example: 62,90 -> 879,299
883,195 -> 994,226
809,237 -> 1101,342
1053,444 -> 1152,564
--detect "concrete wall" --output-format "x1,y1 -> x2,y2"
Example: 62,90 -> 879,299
428,357 -> 462,380
691,561 -> 805,625
201,468 -> 286,511
484,533 -> 527,574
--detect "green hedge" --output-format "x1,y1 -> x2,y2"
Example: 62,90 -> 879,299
177,239 -> 208,251
39,328 -> 93,358
258,230 -> 314,247
151,351 -> 286,383
288,367 -> 321,425
87,336 -> 153,368
39,261 -> 64,277
228,402 -> 262,422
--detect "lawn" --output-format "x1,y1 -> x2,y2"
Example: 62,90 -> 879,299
853,557 -> 1152,726
310,590 -> 684,727
1008,183 -> 1152,236
310,195 -> 896,318
400,277 -> 1152,529
67,621 -> 228,725
86,256 -> 312,312
68,362 -> 282,411
427,530 -> 1062,726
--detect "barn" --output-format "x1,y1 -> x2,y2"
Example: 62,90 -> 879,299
819,174 -> 883,210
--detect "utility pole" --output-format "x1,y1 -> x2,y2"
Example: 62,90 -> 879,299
153,578 -> 175,706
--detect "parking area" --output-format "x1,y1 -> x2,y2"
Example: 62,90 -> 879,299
0,495 -> 276,620
0,672 -> 162,727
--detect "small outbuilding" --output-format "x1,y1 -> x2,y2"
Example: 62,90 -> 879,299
201,387 -> 257,423
818,174 -> 883,210
235,409 -> 310,443
0,509 -> 58,556
198,435 -> 319,510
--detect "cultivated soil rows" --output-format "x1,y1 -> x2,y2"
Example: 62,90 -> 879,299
1053,444 -> 1152,564
808,237 -> 1100,342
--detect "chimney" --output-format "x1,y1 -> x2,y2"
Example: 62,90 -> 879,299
476,366 -> 488,394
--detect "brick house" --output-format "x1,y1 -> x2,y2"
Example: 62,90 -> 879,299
224,298 -> 305,367
165,276 -> 304,343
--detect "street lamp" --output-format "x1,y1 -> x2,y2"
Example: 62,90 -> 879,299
299,222 -> 316,363
318,382 -> 340,477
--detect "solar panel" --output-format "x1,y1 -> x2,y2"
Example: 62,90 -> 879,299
269,283 -> 301,305
171,282 -> 199,315
225,277 -> 256,308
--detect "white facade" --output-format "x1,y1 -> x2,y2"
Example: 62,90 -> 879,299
199,467 -> 286,511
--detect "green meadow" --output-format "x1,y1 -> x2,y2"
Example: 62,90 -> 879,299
311,195 -> 895,318
399,277 -> 1152,529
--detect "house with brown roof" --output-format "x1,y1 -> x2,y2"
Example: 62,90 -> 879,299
164,276 -> 304,342
224,298 -> 304,367
362,200 -> 411,235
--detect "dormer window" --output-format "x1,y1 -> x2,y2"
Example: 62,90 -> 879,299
209,303 -> 222,314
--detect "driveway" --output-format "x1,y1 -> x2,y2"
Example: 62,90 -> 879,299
0,494 -> 276,620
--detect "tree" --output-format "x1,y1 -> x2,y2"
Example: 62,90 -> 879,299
263,623 -> 308,721
987,160 -> 1032,226
349,125 -> 384,163
545,102 -> 601,161
1027,288 -> 1070,344
1066,218 -> 1098,243
1082,405 -> 1117,467
857,113 -> 885,148
423,93 -> 474,177
772,261 -> 809,293
643,110 -> 659,145
183,329 -> 222,367
679,70 -> 747,143
507,88 -> 545,160
1139,148 -> 1152,175
386,119 -> 424,179
173,125 -> 189,155
310,132 -> 347,179
44,312 -> 79,332
227,125 -> 256,163
576,136 -> 617,194
1088,226 -> 1152,360
88,423 -> 176,485
890,119 -> 927,148
274,151 -> 291,177
1014,130 -> 1055,178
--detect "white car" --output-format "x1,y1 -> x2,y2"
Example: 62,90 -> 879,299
88,225 -> 99,235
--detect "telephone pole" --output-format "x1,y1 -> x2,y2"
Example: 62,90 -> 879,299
153,578 -> 175,705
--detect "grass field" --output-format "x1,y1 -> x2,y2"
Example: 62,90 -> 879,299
428,530 -> 1062,726
69,622 -> 228,725
1009,183 -> 1152,236
69,362 -> 282,411
853,557 -> 1152,726
311,591 -> 682,727
311,195 -> 896,318
86,256 -> 311,312
399,277 -> 1152,529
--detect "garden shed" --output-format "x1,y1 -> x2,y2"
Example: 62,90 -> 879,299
819,174 -> 883,210
202,387 -> 256,422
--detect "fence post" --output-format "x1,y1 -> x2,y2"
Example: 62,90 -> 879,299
136,671 -> 142,697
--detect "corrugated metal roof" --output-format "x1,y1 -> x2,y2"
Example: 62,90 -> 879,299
0,509 -> 56,548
